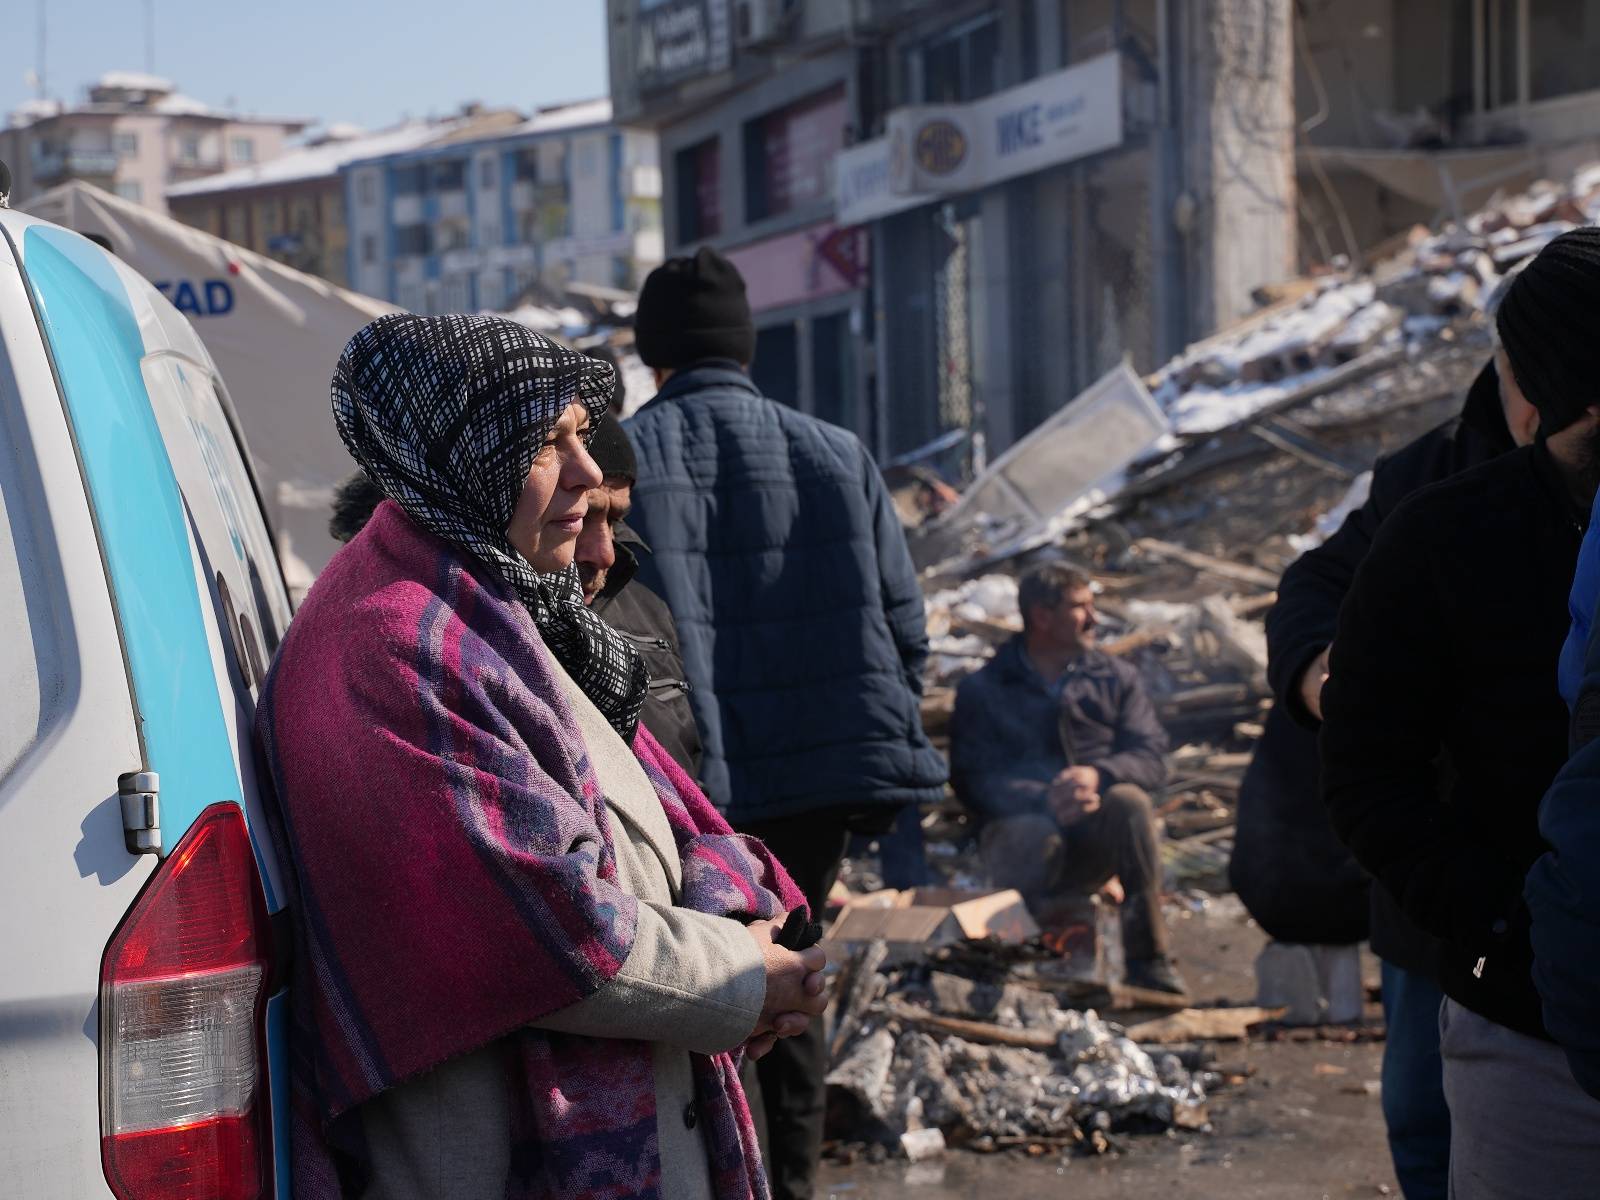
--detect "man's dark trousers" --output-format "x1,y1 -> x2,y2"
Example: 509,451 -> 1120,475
1380,961 -> 1449,1199
977,784 -> 1167,960
738,812 -> 851,1200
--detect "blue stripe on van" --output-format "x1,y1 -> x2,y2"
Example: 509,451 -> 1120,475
20,226 -> 279,907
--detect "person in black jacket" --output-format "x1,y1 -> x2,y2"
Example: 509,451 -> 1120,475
1235,359 -> 1533,1200
951,562 -> 1183,995
1321,229 -> 1600,1197
576,416 -> 704,778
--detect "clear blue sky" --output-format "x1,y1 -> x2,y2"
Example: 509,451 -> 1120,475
2,0 -> 608,131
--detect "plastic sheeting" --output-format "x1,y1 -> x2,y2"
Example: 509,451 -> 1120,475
23,181 -> 398,600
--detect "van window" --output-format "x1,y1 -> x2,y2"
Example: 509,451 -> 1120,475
138,355 -> 290,656
0,351 -> 69,784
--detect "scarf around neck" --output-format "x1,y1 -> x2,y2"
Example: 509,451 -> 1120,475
330,312 -> 648,737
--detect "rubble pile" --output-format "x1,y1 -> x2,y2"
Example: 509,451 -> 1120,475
824,943 -> 1216,1155
825,164 -> 1600,1167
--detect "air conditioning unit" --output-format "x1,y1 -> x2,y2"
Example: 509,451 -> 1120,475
735,0 -> 798,49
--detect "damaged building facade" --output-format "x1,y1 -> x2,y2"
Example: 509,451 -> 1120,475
1296,0 -> 1600,269
606,0 -> 1297,462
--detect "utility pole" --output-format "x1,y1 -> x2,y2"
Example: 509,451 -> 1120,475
36,0 -> 47,98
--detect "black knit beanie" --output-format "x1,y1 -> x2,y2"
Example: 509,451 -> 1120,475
634,246 -> 756,369
588,414 -> 637,484
1496,227 -> 1600,434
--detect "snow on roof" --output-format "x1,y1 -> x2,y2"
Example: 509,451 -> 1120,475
508,98 -> 613,138
96,71 -> 175,94
7,98 -> 63,127
165,119 -> 462,197
151,91 -> 217,117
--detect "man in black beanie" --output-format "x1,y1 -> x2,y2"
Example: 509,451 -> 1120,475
624,247 -> 947,1200
1321,227 -> 1600,1198
575,412 -> 704,778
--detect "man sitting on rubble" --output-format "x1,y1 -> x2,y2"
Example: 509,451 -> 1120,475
950,562 -> 1184,996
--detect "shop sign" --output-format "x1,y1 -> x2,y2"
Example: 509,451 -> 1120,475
836,52 -> 1122,223
636,0 -> 716,91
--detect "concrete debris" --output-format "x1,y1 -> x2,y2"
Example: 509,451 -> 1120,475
825,943 -> 1214,1151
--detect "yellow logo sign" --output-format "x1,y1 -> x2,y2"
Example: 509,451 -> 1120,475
914,119 -> 967,177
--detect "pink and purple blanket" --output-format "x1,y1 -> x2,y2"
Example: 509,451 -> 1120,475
256,500 -> 804,1198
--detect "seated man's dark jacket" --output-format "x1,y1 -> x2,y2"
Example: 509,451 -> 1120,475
1238,364 -> 1512,951
625,362 -> 947,824
950,637 -> 1168,823
591,524 -> 703,779
1320,441 -> 1585,1039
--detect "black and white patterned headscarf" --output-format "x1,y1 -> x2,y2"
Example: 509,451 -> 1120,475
331,313 -> 648,739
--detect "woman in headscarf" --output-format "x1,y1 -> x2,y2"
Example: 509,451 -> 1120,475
256,313 -> 825,1200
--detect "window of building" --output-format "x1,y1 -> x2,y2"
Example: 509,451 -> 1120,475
437,220 -> 470,252
811,311 -> 857,431
752,322 -> 800,407
674,137 -> 722,243
743,85 -> 848,223
177,134 -> 203,164
443,276 -> 470,312
481,220 -> 500,246
114,181 -> 143,204
395,224 -> 431,256
358,173 -> 377,206
433,160 -> 466,192
392,165 -> 426,195
480,157 -> 497,189
114,132 -> 139,157
515,149 -> 540,182
1528,0 -> 1600,103
361,235 -> 378,264
612,255 -> 635,290
908,13 -> 1002,104
230,137 -> 255,164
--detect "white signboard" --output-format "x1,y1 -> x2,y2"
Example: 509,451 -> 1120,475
835,140 -> 931,225
836,52 -> 1123,225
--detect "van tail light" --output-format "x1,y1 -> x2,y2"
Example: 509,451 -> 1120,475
100,802 -> 275,1200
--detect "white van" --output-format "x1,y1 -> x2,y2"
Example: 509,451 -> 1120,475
0,202 -> 295,1198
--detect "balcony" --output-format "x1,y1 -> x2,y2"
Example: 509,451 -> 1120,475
33,148 -> 121,182
167,156 -> 225,181
392,194 -> 425,225
510,180 -> 570,211
629,164 -> 663,200
437,189 -> 469,220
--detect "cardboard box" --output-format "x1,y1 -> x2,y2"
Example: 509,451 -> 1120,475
825,887 -> 1040,951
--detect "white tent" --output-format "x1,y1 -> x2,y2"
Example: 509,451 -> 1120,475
23,182 -> 397,601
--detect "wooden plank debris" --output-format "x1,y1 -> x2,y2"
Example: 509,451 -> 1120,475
1135,538 -> 1282,591
1125,1006 -> 1284,1044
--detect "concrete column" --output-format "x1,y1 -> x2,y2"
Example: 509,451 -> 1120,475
1182,0 -> 1297,338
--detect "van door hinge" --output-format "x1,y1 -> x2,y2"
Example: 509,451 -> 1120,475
118,771 -> 162,856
